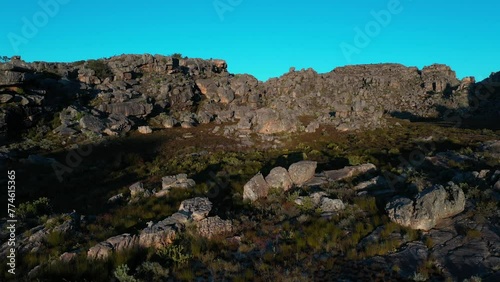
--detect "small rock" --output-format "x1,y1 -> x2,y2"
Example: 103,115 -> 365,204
181,121 -> 193,129
59,252 -> 77,263
107,193 -> 124,204
494,179 -> 500,192
310,192 -> 328,206
178,197 -> 212,221
162,116 -> 177,128
320,197 -> 345,213
161,174 -> 196,191
0,94 -> 13,103
353,176 -> 387,190
128,182 -> 145,198
478,169 -> 489,179
138,125 -> 152,134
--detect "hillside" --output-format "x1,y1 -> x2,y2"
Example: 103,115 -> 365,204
0,54 -> 499,281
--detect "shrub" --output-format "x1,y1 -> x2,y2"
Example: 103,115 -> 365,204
0,56 -> 11,63
136,261 -> 169,281
157,244 -> 192,266
87,60 -> 113,79
171,53 -> 183,59
114,264 -> 137,282
411,271 -> 429,281
18,197 -> 52,219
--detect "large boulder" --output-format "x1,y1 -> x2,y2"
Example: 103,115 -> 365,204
385,183 -> 466,230
265,167 -> 293,191
243,173 -> 270,202
288,161 -> 317,186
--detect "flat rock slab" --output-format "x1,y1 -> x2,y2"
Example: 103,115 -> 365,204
303,175 -> 329,187
324,163 -> 376,182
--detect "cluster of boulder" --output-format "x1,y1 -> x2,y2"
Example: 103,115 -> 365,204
243,161 -> 318,202
243,161 -> 380,202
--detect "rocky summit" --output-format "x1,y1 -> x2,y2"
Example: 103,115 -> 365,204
1,54 -> 498,140
0,54 -> 499,281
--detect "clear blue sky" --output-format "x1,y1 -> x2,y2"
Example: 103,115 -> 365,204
1,0 -> 499,82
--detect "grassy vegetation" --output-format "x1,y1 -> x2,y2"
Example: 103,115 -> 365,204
5,118 -> 499,281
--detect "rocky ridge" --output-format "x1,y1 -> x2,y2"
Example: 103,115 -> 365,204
1,54 -> 498,150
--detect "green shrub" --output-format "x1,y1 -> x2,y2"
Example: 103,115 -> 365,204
18,197 -> 52,219
114,264 -> 137,282
171,53 -> 183,59
87,60 -> 113,79
157,244 -> 192,266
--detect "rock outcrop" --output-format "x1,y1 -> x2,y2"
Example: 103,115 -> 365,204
385,183 -> 466,230
88,197 -> 215,259
3,54 -> 497,138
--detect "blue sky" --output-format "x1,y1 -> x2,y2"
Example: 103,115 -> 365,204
1,0 -> 499,82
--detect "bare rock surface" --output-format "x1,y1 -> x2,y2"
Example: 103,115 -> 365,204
178,197 -> 212,221
265,167 -> 293,191
324,163 -> 376,182
243,173 -> 269,202
385,183 -> 466,230
288,161 -> 317,186
196,216 -> 233,239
